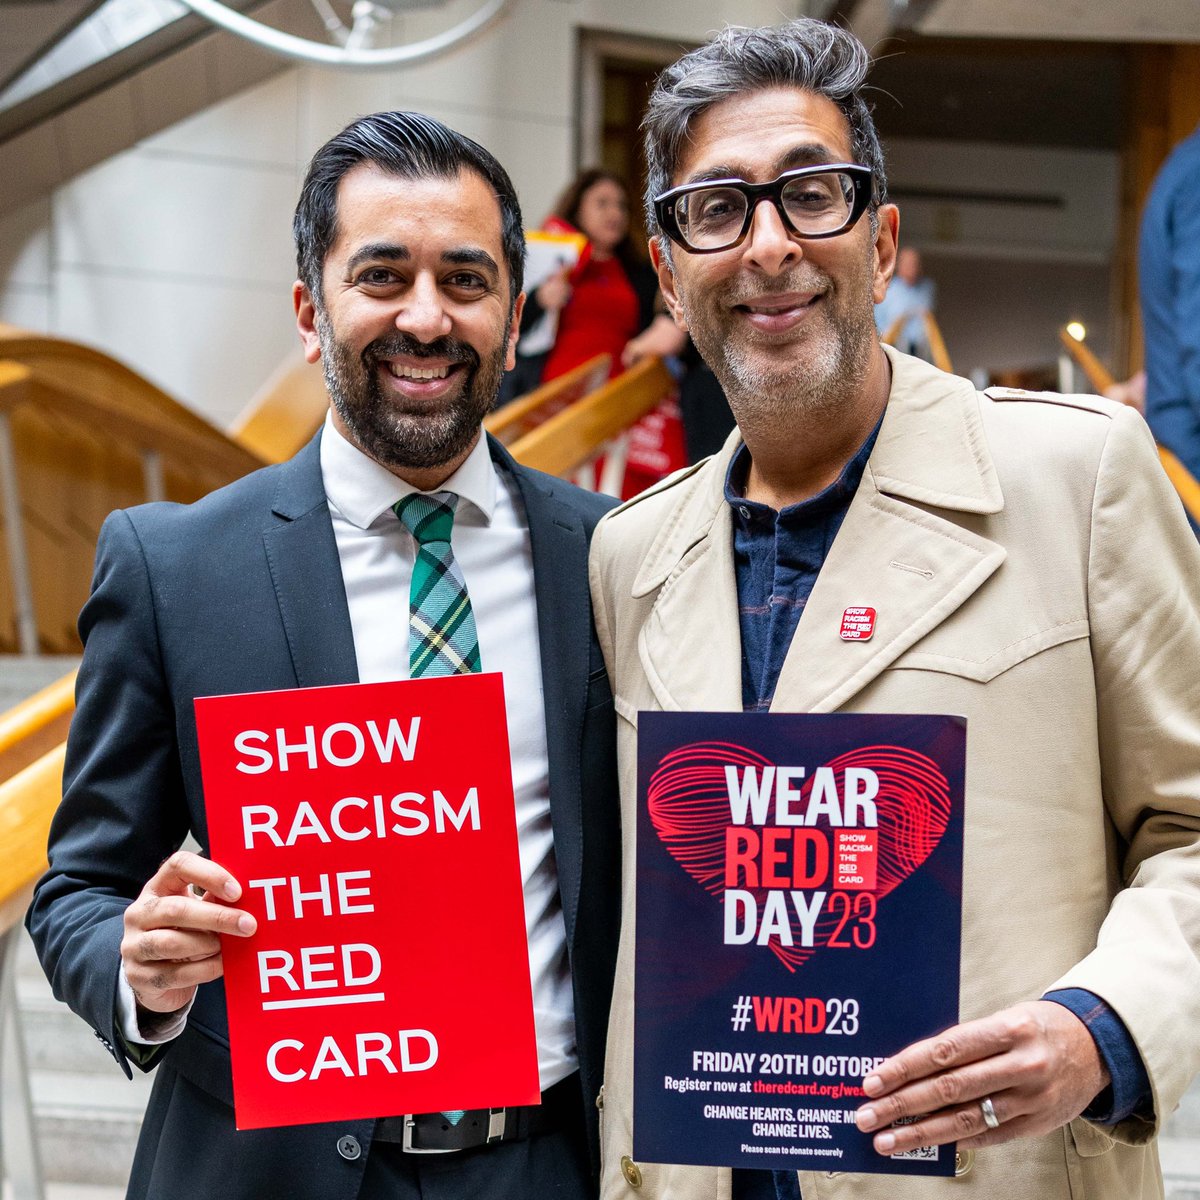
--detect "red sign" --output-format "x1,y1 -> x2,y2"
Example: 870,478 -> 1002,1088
195,673 -> 539,1130
839,606 -> 877,641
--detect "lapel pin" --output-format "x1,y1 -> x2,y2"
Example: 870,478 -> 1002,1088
840,607 -> 876,641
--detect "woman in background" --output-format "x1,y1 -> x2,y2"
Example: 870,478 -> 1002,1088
524,168 -> 658,384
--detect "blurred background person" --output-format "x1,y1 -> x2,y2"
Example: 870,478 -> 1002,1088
875,245 -> 936,359
1139,120 -> 1200,526
516,169 -> 658,389
624,317 -> 734,465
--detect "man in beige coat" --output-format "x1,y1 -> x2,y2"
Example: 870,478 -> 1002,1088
589,18 -> 1200,1200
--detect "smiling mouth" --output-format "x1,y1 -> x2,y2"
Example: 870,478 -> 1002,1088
383,362 -> 459,381
735,295 -> 820,315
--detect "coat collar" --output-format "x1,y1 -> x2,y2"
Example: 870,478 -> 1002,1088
634,347 -> 1008,713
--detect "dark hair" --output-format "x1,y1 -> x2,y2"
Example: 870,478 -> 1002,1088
294,110 -> 525,305
550,167 -> 644,275
642,20 -> 887,250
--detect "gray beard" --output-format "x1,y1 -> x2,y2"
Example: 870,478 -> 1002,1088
679,262 -> 877,423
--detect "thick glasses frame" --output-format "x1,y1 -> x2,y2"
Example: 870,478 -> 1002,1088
654,163 -> 874,254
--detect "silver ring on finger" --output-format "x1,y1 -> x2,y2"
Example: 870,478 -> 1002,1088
980,1096 -> 1000,1130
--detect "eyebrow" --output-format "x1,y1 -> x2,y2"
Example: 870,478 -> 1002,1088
344,242 -> 500,279
442,247 -> 500,278
683,143 -> 846,186
345,243 -> 409,274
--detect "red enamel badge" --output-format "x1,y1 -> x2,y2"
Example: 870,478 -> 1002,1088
840,607 -> 876,641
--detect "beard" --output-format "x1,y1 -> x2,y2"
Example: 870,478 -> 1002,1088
316,309 -> 508,473
678,252 -> 877,422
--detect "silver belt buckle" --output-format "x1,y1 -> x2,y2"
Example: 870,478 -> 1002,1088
401,1115 -> 456,1154
400,1109 -> 507,1153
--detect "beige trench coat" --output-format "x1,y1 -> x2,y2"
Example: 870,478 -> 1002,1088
588,347 -> 1200,1200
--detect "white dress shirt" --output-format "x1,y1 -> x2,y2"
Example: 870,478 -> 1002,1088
122,416 -> 578,1093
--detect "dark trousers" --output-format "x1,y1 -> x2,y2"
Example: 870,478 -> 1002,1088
363,1120 -> 592,1199
731,1169 -> 802,1200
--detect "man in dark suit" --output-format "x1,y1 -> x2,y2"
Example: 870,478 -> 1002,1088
27,111 -> 619,1200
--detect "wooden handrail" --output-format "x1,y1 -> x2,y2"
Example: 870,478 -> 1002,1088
1058,327 -> 1115,392
1,365 -> 264,481
1158,447 -> 1200,523
484,354 -> 611,446
0,329 -> 246,444
0,671 -> 76,785
0,329 -> 272,656
507,356 -> 675,478
922,312 -> 953,374
228,355 -> 329,465
0,743 -> 65,931
881,312 -> 954,374
1058,327 -> 1199,524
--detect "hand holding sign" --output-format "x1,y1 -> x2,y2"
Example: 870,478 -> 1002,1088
854,1000 -> 1109,1154
120,849 -> 257,1014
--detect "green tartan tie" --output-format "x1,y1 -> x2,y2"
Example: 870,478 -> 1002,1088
393,492 -> 481,679
393,490 -> 478,1126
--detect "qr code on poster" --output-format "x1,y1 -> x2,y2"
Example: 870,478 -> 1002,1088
888,1117 -> 940,1162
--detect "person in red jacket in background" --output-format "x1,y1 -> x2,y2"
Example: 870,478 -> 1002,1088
529,169 -> 659,383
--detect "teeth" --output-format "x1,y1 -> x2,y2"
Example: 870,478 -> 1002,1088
386,363 -> 450,380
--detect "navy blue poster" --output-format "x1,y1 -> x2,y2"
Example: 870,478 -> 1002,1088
634,711 -> 965,1176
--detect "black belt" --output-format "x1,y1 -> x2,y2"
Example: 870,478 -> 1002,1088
374,1072 -> 580,1154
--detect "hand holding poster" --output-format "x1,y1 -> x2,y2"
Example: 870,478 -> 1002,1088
196,673 -> 539,1130
635,711 -> 965,1176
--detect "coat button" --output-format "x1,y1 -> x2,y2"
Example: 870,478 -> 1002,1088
954,1148 -> 974,1176
337,1135 -> 362,1161
620,1155 -> 643,1188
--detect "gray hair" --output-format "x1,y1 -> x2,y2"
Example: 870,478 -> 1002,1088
642,19 -> 888,250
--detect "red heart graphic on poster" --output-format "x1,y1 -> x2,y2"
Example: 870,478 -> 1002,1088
645,742 -> 951,971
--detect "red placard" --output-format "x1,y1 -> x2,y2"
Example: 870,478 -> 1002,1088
195,673 -> 539,1130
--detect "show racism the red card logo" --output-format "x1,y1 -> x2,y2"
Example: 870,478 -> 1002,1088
195,674 -> 539,1130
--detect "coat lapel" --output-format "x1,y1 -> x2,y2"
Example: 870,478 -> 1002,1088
636,348 -> 1008,715
262,432 -> 359,688
493,438 -> 591,943
773,349 -> 1006,712
634,450 -> 745,712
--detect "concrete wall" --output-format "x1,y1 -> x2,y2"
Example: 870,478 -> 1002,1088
0,0 -> 785,427
0,0 -> 1126,423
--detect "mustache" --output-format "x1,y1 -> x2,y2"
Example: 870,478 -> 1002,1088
721,268 -> 831,306
362,334 -> 480,368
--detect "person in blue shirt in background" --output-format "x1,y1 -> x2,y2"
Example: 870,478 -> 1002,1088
1139,121 -> 1200,532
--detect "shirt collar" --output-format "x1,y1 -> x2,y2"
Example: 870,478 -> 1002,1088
724,413 -> 883,529
320,411 -> 498,529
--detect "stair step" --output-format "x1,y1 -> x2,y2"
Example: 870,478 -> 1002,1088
19,997 -> 124,1075
3,1185 -> 126,1200
0,655 -> 80,711
29,1072 -> 150,1186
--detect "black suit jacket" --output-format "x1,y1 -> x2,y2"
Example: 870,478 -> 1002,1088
27,432 -> 620,1199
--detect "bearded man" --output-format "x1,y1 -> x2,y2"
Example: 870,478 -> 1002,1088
28,111 -> 619,1200
589,18 -> 1200,1200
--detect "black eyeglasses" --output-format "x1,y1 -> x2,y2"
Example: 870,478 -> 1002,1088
654,164 -> 874,254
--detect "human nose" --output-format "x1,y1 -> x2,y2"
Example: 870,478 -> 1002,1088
740,196 -> 803,275
395,274 -> 452,342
